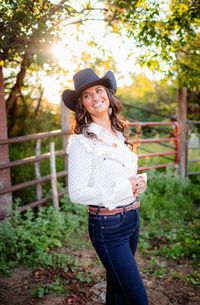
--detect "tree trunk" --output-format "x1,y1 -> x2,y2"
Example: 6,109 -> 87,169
35,87 -> 44,116
6,52 -> 30,133
0,66 -> 12,212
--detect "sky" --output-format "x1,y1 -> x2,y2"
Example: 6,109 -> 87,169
42,0 -> 166,104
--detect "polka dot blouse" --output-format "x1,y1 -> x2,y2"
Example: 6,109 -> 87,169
66,122 -> 138,210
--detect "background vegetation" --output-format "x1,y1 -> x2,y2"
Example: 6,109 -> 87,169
0,173 -> 199,288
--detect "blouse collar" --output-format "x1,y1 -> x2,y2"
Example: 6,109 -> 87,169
88,122 -> 125,142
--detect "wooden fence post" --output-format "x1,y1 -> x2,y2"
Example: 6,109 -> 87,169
0,65 -> 12,212
177,87 -> 187,177
50,142 -> 59,209
60,99 -> 71,189
35,139 -> 43,201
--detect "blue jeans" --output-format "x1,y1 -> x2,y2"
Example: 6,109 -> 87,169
88,208 -> 148,305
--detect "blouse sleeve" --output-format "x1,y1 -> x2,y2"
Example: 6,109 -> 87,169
67,135 -> 135,210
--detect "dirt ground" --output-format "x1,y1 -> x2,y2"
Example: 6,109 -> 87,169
0,247 -> 199,305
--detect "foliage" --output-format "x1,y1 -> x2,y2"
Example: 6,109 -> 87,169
0,0 -> 76,63
119,74 -> 177,121
0,170 -> 199,289
105,0 -> 200,89
139,169 -> 200,267
31,276 -> 67,298
0,0 -> 67,132
0,194 -> 87,275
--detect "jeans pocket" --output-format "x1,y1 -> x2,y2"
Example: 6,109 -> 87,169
102,213 -> 126,230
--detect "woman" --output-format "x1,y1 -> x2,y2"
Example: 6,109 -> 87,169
62,68 -> 148,305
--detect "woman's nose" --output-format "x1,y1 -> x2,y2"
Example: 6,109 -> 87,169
92,92 -> 99,101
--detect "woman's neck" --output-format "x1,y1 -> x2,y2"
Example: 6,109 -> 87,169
92,118 -> 116,136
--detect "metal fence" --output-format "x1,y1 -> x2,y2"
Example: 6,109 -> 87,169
186,120 -> 200,176
0,121 -> 180,215
128,121 -> 179,172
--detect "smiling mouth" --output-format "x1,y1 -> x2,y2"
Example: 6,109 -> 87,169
93,101 -> 103,108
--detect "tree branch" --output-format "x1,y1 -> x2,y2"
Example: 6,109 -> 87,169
64,18 -> 105,26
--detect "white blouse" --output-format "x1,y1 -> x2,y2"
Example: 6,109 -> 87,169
66,122 -> 139,210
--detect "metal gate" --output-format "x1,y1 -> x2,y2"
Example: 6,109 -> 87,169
186,120 -> 200,176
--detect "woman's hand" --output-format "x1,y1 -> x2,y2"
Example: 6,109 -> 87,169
135,175 -> 147,193
128,176 -> 139,197
128,175 -> 147,196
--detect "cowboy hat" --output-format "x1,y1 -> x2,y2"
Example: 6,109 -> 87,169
62,68 -> 117,112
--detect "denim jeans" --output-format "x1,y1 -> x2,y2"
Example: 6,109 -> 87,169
88,207 -> 148,305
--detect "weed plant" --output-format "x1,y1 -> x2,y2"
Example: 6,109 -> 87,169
0,193 -> 87,275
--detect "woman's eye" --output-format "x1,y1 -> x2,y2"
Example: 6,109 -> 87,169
97,88 -> 102,93
83,94 -> 88,99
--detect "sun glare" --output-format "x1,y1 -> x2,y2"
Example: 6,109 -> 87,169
51,43 -> 70,65
42,76 -> 62,105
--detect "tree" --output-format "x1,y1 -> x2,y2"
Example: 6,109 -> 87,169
105,0 -> 200,176
1,1 -> 70,129
105,0 -> 200,89
0,0 -> 110,132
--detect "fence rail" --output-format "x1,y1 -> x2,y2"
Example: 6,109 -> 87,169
129,121 -> 179,172
0,121 -> 179,215
0,129 -> 70,215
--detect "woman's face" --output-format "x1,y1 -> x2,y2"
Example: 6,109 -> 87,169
81,85 -> 110,117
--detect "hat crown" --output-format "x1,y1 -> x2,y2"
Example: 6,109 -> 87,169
73,68 -> 99,90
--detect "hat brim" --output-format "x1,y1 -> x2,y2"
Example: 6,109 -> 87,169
62,71 -> 117,112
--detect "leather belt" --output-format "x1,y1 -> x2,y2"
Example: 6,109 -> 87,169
88,199 -> 140,216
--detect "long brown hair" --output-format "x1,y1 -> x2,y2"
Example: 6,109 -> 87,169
71,87 -> 134,150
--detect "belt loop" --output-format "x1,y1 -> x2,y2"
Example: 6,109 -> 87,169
123,206 -> 127,214
95,206 -> 100,217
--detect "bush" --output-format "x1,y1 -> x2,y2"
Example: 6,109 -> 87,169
0,195 -> 87,275
139,169 -> 200,265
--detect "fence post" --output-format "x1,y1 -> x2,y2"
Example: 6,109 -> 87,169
0,66 -> 12,212
60,99 -> 71,189
185,121 -> 190,177
35,139 -> 43,201
177,87 -> 187,177
50,142 -> 59,209
135,125 -> 141,155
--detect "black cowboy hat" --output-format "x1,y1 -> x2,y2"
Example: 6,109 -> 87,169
62,68 -> 117,112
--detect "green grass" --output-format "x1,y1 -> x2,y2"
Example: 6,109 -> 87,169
138,142 -> 175,167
